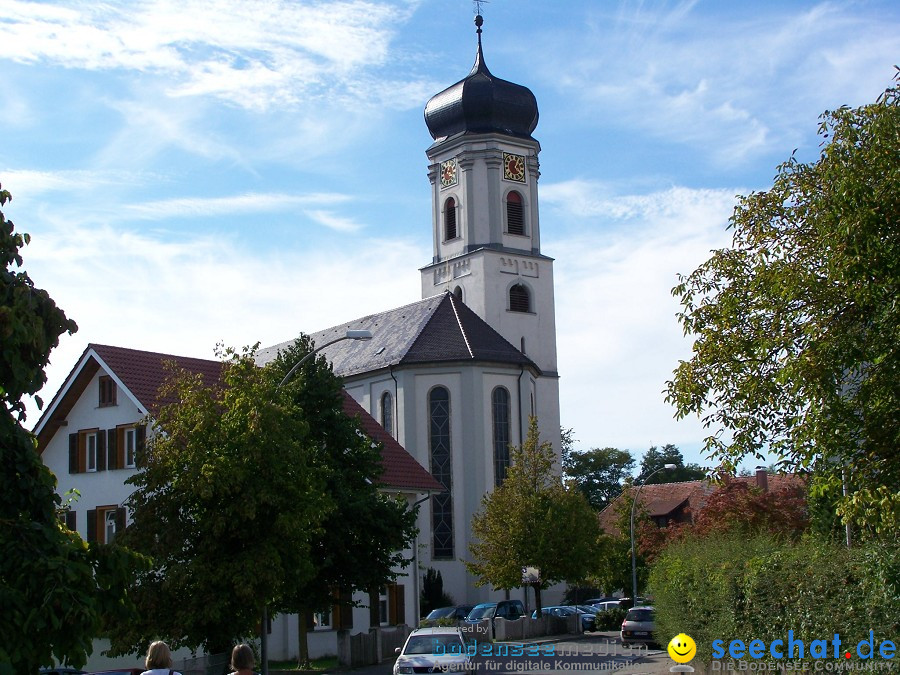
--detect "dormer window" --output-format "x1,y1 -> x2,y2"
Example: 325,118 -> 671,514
506,191 -> 525,235
509,283 -> 531,313
444,197 -> 458,241
99,375 -> 116,407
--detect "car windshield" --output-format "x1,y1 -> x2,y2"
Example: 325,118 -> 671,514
426,607 -> 455,619
404,635 -> 465,655
626,608 -> 654,622
467,605 -> 495,620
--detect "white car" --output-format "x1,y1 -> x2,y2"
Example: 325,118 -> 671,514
393,627 -> 474,675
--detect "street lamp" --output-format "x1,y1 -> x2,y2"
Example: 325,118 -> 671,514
630,464 -> 676,607
261,328 -> 373,675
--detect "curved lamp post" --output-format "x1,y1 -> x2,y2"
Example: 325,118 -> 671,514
261,329 -> 373,675
630,463 -> 676,607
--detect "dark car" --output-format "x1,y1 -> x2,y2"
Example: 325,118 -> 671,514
531,605 -> 596,632
421,604 -> 476,625
39,669 -> 86,675
464,599 -> 525,623
89,670 -> 144,675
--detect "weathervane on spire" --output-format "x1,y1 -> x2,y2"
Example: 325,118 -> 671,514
473,0 -> 488,36
473,0 -> 489,17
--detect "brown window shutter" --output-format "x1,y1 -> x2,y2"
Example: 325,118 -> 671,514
368,588 -> 379,627
135,424 -> 147,465
65,510 -> 76,531
117,427 -> 125,468
86,509 -> 97,542
69,433 -> 79,473
115,507 -> 127,533
394,584 -> 405,626
78,433 -> 87,473
388,584 -> 400,626
97,432 -> 107,471
107,429 -> 118,470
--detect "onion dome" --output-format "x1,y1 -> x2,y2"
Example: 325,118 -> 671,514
424,15 -> 539,142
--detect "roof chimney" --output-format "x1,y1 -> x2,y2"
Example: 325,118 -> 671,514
755,467 -> 769,492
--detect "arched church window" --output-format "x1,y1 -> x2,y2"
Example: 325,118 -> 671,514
492,387 -> 511,486
509,283 -> 531,313
453,286 -> 463,302
444,197 -> 458,241
381,392 -> 393,438
506,191 -> 525,235
429,386 -> 454,558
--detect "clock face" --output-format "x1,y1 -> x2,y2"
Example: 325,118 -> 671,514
440,158 -> 458,188
503,152 -> 526,183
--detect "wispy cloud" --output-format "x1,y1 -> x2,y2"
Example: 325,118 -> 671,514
0,0 -> 423,111
304,209 -> 365,233
124,192 -> 351,219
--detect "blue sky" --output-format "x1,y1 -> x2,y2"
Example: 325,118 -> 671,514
3,0 -> 897,469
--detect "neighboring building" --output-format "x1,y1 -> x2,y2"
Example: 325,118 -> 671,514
258,14 -> 562,609
597,469 -> 807,536
34,343 -> 442,666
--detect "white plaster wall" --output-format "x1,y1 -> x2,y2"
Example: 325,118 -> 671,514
41,369 -> 145,537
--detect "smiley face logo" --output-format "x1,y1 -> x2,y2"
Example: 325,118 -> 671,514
668,633 -> 696,663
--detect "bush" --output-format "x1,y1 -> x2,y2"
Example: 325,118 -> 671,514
649,534 -> 900,664
594,608 -> 627,631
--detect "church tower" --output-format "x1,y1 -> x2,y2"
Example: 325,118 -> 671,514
420,15 -> 560,430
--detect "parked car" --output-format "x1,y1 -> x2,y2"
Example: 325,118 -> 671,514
591,600 -> 624,612
393,626 -> 474,675
585,596 -> 618,605
89,669 -> 143,675
422,604 -> 476,624
531,605 -> 596,632
464,599 -> 525,623
39,668 -> 86,675
620,605 -> 657,646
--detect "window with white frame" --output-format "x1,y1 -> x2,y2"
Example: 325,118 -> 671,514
86,432 -> 98,472
125,427 -> 137,468
105,509 -> 117,543
314,609 -> 331,630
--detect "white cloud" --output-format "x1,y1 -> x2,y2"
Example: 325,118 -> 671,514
124,192 -> 351,219
0,0 -> 424,111
545,181 -> 737,454
304,209 -> 364,233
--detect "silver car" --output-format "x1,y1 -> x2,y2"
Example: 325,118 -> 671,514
393,627 -> 473,675
620,605 -> 657,646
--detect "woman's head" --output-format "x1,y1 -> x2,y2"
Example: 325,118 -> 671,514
145,640 -> 173,669
230,643 -> 255,671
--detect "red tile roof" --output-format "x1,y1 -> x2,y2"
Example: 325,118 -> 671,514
36,344 -> 440,493
598,472 -> 806,536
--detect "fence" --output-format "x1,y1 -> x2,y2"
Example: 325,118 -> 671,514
176,651 -> 229,675
336,625 -> 412,667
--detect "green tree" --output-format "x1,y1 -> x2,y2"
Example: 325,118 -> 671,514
638,444 -> 706,484
666,76 -> 900,536
1,184 -> 140,674
467,418 -> 599,612
111,345 -> 324,656
267,337 -> 418,667
566,446 -> 635,509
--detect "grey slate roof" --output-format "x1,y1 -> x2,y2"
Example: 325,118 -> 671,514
256,291 -> 539,378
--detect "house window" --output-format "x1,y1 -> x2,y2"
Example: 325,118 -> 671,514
125,427 -> 137,468
492,387 -> 511,486
379,588 -> 389,626
99,375 -> 116,407
87,506 -> 125,544
509,284 -> 531,313
381,392 -> 393,438
86,432 -> 98,472
314,609 -> 331,630
506,191 -> 525,235
429,386 -> 453,559
444,197 -> 457,241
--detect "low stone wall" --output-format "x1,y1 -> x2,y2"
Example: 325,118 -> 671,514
493,614 -> 575,641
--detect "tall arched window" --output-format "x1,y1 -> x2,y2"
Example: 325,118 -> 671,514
509,283 -> 531,313
380,392 -> 393,438
444,197 -> 457,241
506,191 -> 524,235
492,387 -> 511,486
429,387 -> 454,558
453,285 -> 463,302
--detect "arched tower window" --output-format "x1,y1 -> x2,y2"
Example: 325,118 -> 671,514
492,387 -> 511,486
380,392 -> 393,438
444,197 -> 457,241
453,286 -> 463,302
509,283 -> 531,313
429,386 -> 454,558
506,191 -> 525,235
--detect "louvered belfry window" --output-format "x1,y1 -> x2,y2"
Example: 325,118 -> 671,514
509,283 -> 531,313
444,197 -> 457,240
506,191 -> 524,235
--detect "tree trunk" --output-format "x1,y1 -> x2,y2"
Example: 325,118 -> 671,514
297,609 -> 311,668
533,584 -> 543,615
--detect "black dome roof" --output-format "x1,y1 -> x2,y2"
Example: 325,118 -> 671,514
424,17 -> 539,142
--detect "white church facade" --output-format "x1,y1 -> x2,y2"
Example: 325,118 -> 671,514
34,13 -> 563,667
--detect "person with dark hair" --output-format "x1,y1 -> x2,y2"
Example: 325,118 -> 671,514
141,641 -> 182,675
229,644 -> 255,675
